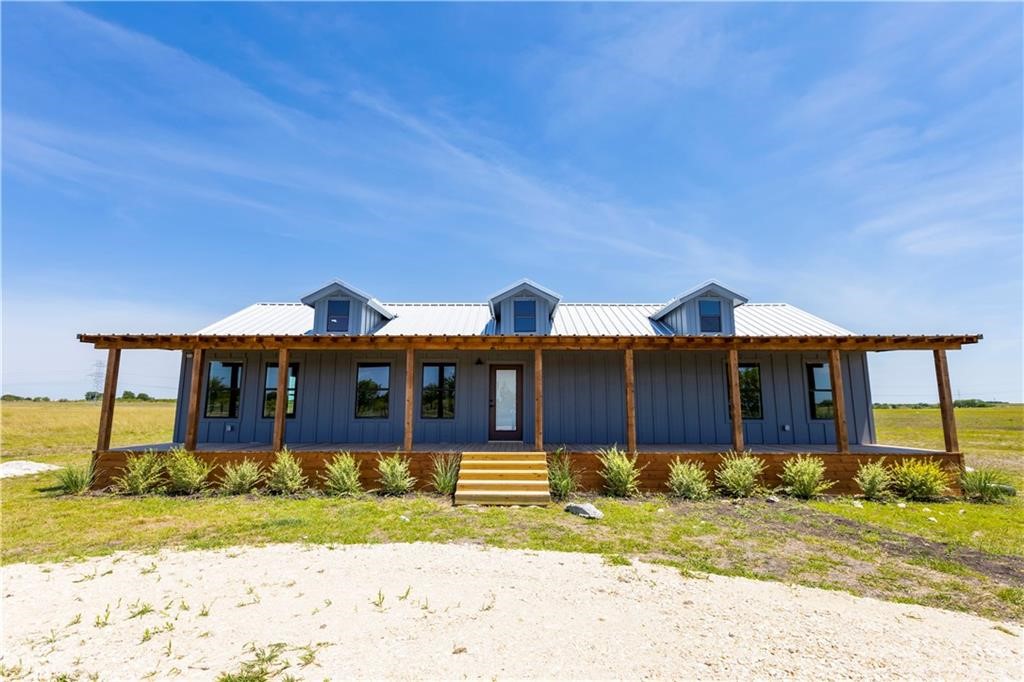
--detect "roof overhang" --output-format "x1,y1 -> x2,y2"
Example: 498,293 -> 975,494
77,333 -> 982,352
299,279 -> 394,320
652,280 -> 748,320
487,279 -> 562,318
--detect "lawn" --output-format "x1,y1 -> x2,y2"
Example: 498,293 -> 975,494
2,401 -> 1022,621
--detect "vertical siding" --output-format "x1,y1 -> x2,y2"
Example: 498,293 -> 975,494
543,351 -> 625,445
495,296 -> 552,334
662,297 -> 736,334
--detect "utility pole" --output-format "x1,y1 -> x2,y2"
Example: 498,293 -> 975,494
89,360 -> 106,397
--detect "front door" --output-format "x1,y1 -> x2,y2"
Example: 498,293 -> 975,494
489,364 -> 523,441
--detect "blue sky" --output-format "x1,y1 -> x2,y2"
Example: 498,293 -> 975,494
2,2 -> 1021,402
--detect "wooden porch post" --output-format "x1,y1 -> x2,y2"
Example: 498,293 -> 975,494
828,348 -> 849,453
624,348 -> 637,454
933,349 -> 959,453
534,348 -> 544,451
727,349 -> 744,452
272,347 -> 289,452
95,348 -> 121,452
184,348 -> 205,451
403,347 -> 414,452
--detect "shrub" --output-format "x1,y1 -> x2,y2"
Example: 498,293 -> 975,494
960,467 -> 1016,504
666,459 -> 712,500
429,454 -> 460,496
714,450 -> 765,498
889,458 -> 951,501
547,447 -> 579,501
854,459 -> 891,501
219,459 -> 265,495
377,453 -> 416,496
597,446 -> 642,498
780,454 -> 834,500
266,448 -> 308,495
56,461 -> 95,495
165,447 -> 213,495
321,452 -> 363,496
113,450 -> 166,495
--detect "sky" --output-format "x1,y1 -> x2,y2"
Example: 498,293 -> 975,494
2,2 -> 1022,403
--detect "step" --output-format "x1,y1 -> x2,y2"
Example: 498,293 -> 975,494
457,460 -> 547,470
461,451 -> 547,460
458,468 -> 549,480
454,490 -> 551,506
456,479 -> 550,492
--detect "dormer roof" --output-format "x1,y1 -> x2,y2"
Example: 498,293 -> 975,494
487,278 -> 562,318
651,280 -> 748,321
299,279 -> 395,320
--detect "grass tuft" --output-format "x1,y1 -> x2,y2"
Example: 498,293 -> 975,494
715,450 -> 765,498
596,445 -> 642,498
889,458 -> 951,501
429,454 -> 460,497
666,459 -> 712,500
55,461 -> 95,495
165,447 -> 213,495
854,459 -> 891,501
960,467 -> 1016,504
219,459 -> 265,495
320,452 -> 362,496
265,448 -> 308,496
547,447 -> 579,501
376,453 -> 415,496
113,451 -> 166,495
780,455 -> 835,500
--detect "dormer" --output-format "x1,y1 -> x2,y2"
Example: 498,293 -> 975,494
301,279 -> 394,335
488,279 -> 561,335
651,280 -> 747,335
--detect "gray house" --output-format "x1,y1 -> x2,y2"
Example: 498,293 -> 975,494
80,278 -> 979,503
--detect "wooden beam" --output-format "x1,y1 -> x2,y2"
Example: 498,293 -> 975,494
534,348 -> 544,451
933,349 -> 959,453
272,347 -> 289,452
828,348 -> 849,453
727,348 -> 744,452
624,348 -> 637,454
403,347 -> 415,452
95,348 -> 121,452
184,348 -> 205,451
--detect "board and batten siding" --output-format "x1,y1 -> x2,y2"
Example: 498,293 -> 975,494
493,296 -> 553,335
659,296 -> 736,334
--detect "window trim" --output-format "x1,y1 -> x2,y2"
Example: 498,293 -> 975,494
326,299 -> 351,333
727,362 -> 764,421
698,298 -> 723,333
354,361 -> 391,420
203,359 -> 244,419
512,297 -> 538,334
805,362 -> 835,421
420,361 -> 457,420
261,361 -> 300,420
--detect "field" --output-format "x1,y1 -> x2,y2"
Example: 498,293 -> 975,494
1,401 -> 1022,620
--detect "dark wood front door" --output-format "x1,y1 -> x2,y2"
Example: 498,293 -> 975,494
488,364 -> 523,441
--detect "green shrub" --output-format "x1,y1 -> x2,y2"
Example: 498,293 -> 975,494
666,459 -> 712,500
321,452 -> 363,496
889,458 -> 951,501
266,448 -> 308,495
547,447 -> 579,501
56,461 -> 95,495
377,453 -> 416,496
219,459 -> 264,495
854,459 -> 891,500
165,447 -> 213,495
597,446 -> 642,498
780,455 -> 835,500
960,467 -> 1015,504
714,450 -> 765,498
113,450 -> 166,495
429,454 -> 460,496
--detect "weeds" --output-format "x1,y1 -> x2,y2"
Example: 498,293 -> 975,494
320,452 -> 362,496
666,459 -> 712,500
93,605 -> 110,628
596,445 -> 642,498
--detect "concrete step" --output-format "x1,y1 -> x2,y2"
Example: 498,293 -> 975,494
454,490 -> 551,506
456,479 -> 550,492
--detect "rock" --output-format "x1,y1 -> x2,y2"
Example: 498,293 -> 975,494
656,508 -> 665,514
565,503 -> 604,520
896,503 -> 907,509
399,515 -> 410,522
765,496 -> 780,504
452,645 -> 467,655
927,517 -> 938,523
852,500 -> 864,508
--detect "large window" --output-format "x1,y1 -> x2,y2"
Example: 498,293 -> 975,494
513,299 -> 537,333
205,361 -> 242,418
355,363 -> 390,418
263,363 -> 299,419
699,299 -> 722,333
807,363 -> 834,420
421,363 -> 456,419
728,363 -> 763,419
326,300 -> 350,333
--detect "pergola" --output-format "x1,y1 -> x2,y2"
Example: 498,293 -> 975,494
78,332 -> 981,456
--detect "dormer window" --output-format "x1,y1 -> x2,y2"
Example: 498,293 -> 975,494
698,300 -> 722,333
326,300 -> 350,333
513,299 -> 537,333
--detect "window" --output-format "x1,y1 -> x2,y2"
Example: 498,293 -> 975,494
728,363 -> 763,419
262,363 -> 299,419
326,300 -> 350,333
698,299 -> 722,333
807,363 -> 834,420
205,361 -> 242,418
355,363 -> 390,418
513,299 -> 537,333
421,363 -> 456,419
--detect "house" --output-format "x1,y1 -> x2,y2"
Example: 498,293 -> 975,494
79,278 -> 980,503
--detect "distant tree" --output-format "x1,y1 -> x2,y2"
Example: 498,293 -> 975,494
1,394 -> 27,401
121,390 -> 136,400
84,391 -> 102,401
135,392 -> 153,401
31,396 -> 50,402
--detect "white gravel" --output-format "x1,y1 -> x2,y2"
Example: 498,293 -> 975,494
0,460 -> 59,478
1,543 -> 1020,680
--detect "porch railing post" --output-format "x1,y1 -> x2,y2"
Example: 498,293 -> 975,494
272,347 -> 289,452
933,349 -> 960,453
95,347 -> 121,452
624,348 -> 637,454
184,348 -> 205,451
534,348 -> 544,451
403,347 -> 414,452
828,348 -> 849,453
727,349 -> 745,452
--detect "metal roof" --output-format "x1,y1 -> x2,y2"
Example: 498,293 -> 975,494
194,301 -> 852,337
